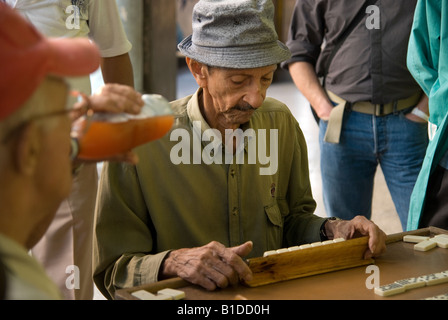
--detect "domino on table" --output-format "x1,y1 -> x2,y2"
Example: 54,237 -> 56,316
433,236 -> 448,249
131,290 -> 172,300
132,290 -> 156,300
403,235 -> 430,243
403,233 -> 448,251
414,239 -> 437,252
394,277 -> 426,290
157,288 -> 186,300
417,272 -> 448,286
374,283 -> 406,297
424,293 -> 448,300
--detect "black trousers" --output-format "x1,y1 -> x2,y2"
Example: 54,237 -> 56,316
420,165 -> 448,229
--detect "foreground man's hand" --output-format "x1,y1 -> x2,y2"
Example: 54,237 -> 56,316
71,84 -> 144,165
324,215 -> 387,259
160,241 -> 254,291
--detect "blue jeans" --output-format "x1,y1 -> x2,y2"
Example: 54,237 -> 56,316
319,109 -> 429,230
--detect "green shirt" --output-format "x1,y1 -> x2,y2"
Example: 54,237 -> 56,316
0,233 -> 62,300
407,0 -> 448,230
93,89 -> 324,299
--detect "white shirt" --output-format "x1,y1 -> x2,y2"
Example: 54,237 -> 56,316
5,0 -> 132,95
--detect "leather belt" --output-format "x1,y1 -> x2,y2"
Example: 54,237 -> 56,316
324,91 -> 422,144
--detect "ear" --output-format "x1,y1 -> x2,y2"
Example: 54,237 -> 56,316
186,57 -> 208,88
13,122 -> 41,176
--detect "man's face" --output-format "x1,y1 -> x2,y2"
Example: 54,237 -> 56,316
28,77 -> 73,247
202,64 -> 277,129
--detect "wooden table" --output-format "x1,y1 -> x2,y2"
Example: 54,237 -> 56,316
116,227 -> 448,300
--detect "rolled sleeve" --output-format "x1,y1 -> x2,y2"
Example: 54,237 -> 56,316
281,0 -> 326,70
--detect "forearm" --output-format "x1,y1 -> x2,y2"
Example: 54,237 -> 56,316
101,53 -> 135,88
288,61 -> 333,120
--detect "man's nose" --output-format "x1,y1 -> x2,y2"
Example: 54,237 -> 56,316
243,83 -> 265,109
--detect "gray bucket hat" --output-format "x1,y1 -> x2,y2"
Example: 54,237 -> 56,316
178,0 -> 291,69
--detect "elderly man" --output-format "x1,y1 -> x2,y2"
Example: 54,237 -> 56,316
93,0 -> 387,299
0,3 -> 143,299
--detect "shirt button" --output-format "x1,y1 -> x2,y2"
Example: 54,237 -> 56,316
230,169 -> 236,177
232,207 -> 239,216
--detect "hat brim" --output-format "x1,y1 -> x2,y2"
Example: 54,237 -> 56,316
1,38 -> 100,120
0,2 -> 101,120
45,37 -> 101,77
178,35 -> 291,69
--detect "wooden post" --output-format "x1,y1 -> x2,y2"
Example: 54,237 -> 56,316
143,0 -> 177,101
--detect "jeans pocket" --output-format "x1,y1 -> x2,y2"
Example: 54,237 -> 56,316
399,111 -> 429,127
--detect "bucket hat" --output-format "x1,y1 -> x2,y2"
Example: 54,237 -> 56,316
178,0 -> 291,69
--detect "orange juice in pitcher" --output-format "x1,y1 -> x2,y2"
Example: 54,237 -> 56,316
71,94 -> 174,160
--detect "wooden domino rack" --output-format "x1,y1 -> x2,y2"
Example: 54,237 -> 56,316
115,227 -> 448,300
243,236 -> 373,287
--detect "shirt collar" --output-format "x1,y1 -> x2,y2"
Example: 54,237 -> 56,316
186,88 -> 255,155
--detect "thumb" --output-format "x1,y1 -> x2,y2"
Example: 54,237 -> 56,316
230,241 -> 253,258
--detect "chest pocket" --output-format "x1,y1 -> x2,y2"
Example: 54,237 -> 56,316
264,203 -> 284,250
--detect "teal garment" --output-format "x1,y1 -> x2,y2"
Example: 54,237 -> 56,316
406,0 -> 448,230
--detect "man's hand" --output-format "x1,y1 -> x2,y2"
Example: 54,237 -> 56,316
72,83 -> 144,119
71,84 -> 144,164
160,241 -> 254,291
324,216 -> 387,259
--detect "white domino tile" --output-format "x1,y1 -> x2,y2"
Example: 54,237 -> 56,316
131,290 -> 157,300
417,272 -> 448,286
263,250 -> 277,257
414,239 -> 437,252
403,235 -> 430,243
374,283 -> 406,297
433,236 -> 448,249
395,277 -> 426,290
424,293 -> 448,300
157,288 -> 186,300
